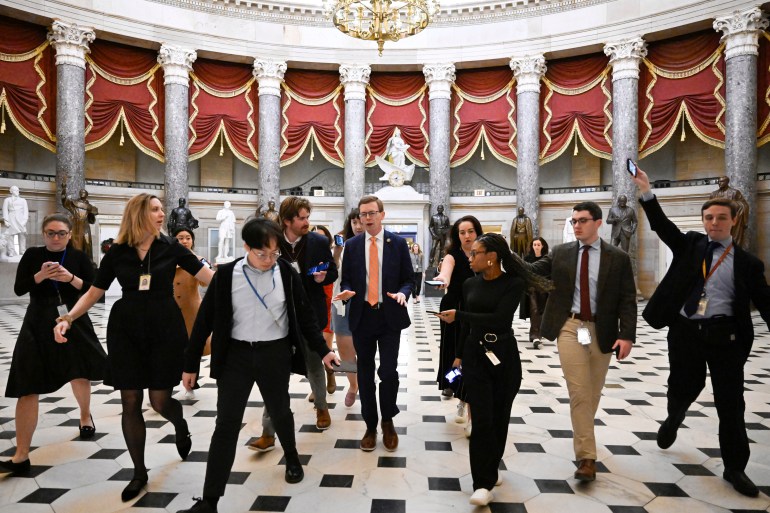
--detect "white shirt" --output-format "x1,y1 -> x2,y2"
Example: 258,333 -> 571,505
571,238 -> 602,316
364,229 -> 384,303
231,259 -> 289,342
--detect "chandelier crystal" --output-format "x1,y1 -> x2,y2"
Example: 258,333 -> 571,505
323,0 -> 441,56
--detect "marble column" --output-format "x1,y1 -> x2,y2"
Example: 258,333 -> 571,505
714,7 -> 768,251
339,64 -> 371,216
423,63 -> 455,218
253,59 -> 287,207
510,55 -> 546,235
158,45 -> 196,219
47,21 -> 95,196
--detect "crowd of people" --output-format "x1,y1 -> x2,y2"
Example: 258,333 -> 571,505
1,163 -> 769,511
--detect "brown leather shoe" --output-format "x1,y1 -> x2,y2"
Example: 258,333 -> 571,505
574,459 -> 596,482
360,429 -> 377,451
316,408 -> 331,430
326,369 -> 337,394
248,435 -> 276,452
381,420 -> 398,452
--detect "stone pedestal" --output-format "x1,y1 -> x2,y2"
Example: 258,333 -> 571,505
340,64 -> 371,216
423,64 -> 455,220
254,59 -> 287,206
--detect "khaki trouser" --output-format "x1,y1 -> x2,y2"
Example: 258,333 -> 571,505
557,317 -> 612,460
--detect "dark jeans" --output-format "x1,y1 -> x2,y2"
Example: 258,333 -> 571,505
667,316 -> 749,471
203,338 -> 297,498
352,306 -> 401,431
463,335 -> 522,490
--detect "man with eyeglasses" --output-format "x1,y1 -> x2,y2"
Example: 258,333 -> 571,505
333,195 -> 414,452
179,218 -> 339,513
527,201 -> 636,483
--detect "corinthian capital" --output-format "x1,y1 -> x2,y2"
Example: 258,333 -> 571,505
158,45 -> 197,87
423,63 -> 456,101
253,59 -> 287,97
604,37 -> 648,81
510,55 -> 546,94
47,21 -> 95,69
714,7 -> 769,59
339,64 -> 371,102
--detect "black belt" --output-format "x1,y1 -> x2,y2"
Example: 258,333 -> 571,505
570,312 -> 595,322
469,331 -> 514,343
232,336 -> 289,347
365,302 -> 383,310
678,315 -> 736,330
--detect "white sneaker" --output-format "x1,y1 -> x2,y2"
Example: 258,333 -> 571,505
496,474 -> 502,486
184,390 -> 196,400
464,420 -> 472,438
469,488 -> 494,506
455,402 -> 466,423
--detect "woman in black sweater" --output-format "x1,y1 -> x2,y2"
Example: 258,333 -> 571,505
436,233 -> 550,506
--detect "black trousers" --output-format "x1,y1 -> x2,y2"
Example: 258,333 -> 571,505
413,272 -> 423,297
463,335 -> 522,490
667,316 -> 749,471
352,306 -> 401,431
203,338 -> 297,498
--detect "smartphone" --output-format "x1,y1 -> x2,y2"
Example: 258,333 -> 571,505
626,159 -> 637,177
445,368 -> 462,383
334,234 -> 345,247
45,262 -> 59,268
425,280 -> 444,286
200,257 -> 212,269
307,262 -> 331,275
425,310 -> 441,315
332,360 -> 358,373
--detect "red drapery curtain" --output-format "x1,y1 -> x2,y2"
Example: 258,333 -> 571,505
451,67 -> 516,166
189,59 -> 258,166
758,32 -> 770,146
0,15 -> 56,151
639,30 -> 726,157
540,53 -> 612,163
84,40 -> 164,160
365,72 -> 428,167
281,69 -> 343,166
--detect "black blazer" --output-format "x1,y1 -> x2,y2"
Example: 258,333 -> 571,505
640,195 -> 770,354
530,239 -> 637,353
184,257 -> 331,379
340,230 -> 414,333
296,231 -> 338,328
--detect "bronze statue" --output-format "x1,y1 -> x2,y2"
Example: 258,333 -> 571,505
61,182 -> 98,258
168,197 -> 199,234
510,207 -> 533,256
261,199 -> 279,224
709,176 -> 749,247
606,195 -> 638,252
429,204 -> 450,269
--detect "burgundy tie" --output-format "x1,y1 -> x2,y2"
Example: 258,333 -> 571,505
579,245 -> 591,321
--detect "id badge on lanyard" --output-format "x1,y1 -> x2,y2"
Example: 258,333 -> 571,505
577,325 -> 591,346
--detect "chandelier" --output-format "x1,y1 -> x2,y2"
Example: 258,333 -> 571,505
323,0 -> 441,56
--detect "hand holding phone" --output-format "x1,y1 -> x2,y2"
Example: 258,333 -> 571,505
334,234 -> 345,247
332,360 -> 358,373
626,159 -> 637,177
425,280 -> 444,287
425,310 -> 441,315
445,367 -> 462,383
307,262 -> 331,275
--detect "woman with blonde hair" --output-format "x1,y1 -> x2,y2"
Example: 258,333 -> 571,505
409,243 -> 424,303
54,194 -> 214,503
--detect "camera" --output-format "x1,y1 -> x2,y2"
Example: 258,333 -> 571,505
445,367 -> 462,383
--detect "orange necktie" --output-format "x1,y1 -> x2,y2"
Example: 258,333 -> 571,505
368,236 -> 379,306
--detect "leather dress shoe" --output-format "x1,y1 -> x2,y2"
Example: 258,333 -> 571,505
723,469 -> 759,497
360,429 -> 377,451
574,459 -> 596,482
381,420 -> 398,452
656,418 -> 682,450
176,422 -> 192,460
248,435 -> 275,452
121,475 -> 149,501
285,456 -> 304,484
0,458 -> 31,476
177,497 -> 218,513
79,414 -> 96,440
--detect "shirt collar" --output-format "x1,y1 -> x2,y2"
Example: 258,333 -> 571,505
240,257 -> 276,275
707,236 -> 732,248
579,238 -> 602,251
284,232 -> 303,248
368,229 -> 384,242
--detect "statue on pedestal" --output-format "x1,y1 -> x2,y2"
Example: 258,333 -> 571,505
3,185 -> 29,257
375,128 -> 415,187
510,207 -> 533,257
563,216 -> 576,243
709,176 -> 749,248
167,198 -> 199,234
606,195 -> 638,252
429,204 -> 450,269
61,182 -> 98,259
216,201 -> 236,262
261,199 -> 280,224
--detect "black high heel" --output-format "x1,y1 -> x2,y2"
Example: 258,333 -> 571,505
176,421 -> 192,460
121,475 -> 148,501
79,414 -> 96,440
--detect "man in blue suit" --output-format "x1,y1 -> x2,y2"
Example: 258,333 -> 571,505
333,195 -> 414,452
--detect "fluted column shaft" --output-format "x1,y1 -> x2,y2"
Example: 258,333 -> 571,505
254,59 -> 287,206
340,64 -> 371,215
423,64 -> 455,218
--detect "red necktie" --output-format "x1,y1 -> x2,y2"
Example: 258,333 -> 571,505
579,245 -> 591,321
368,236 -> 379,306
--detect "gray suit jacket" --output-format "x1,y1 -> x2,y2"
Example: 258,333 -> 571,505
530,240 -> 637,353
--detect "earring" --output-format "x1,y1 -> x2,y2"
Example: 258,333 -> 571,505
487,260 -> 492,267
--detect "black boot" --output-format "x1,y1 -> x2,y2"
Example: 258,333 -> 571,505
657,407 -> 687,449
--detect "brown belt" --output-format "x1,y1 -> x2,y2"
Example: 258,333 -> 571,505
569,312 -> 595,322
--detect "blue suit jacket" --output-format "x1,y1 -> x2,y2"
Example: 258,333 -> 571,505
340,230 -> 414,333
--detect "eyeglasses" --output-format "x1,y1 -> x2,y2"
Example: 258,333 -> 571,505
252,250 -> 281,261
358,211 -> 381,219
469,250 -> 487,258
44,230 -> 70,238
569,218 -> 594,226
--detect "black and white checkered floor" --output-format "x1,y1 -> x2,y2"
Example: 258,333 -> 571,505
0,298 -> 769,513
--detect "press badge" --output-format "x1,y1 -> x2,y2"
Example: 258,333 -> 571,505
485,350 -> 501,366
577,326 -> 591,346
138,273 -> 152,291
696,295 -> 708,316
291,261 -> 301,274
57,304 -> 69,317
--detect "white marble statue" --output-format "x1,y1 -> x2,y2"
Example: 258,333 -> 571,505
3,186 -> 29,257
216,200 -> 236,262
562,216 -> 576,243
375,128 -> 416,187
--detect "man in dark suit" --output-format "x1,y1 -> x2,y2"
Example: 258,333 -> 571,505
633,167 -> 770,497
250,197 -> 338,452
333,195 -> 414,452
529,201 -> 636,482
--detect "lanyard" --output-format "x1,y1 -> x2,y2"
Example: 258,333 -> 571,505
242,264 -> 276,311
51,248 -> 67,303
702,243 -> 732,285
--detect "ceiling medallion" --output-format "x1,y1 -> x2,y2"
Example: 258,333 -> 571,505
323,0 -> 440,56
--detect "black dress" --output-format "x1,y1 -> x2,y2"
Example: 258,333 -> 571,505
93,234 -> 203,390
6,245 -> 106,398
436,246 -> 475,394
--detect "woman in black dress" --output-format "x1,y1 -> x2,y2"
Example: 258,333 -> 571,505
0,214 -> 105,476
435,234 -> 550,506
519,237 -> 550,349
54,194 -> 214,502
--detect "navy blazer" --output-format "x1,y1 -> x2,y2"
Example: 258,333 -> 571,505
340,230 -> 414,333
